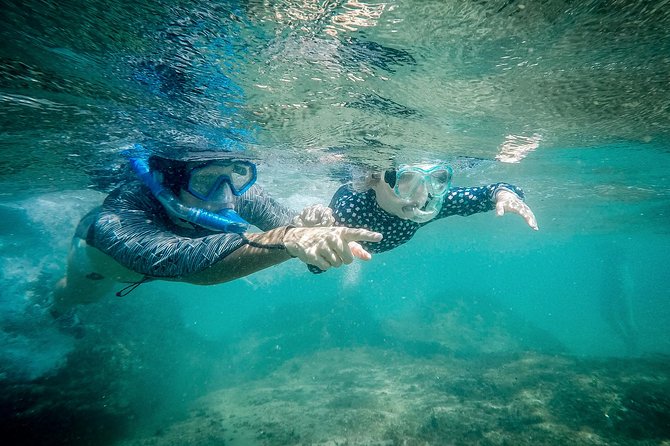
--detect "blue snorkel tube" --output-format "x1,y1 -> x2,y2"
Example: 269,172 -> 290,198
123,143 -> 250,233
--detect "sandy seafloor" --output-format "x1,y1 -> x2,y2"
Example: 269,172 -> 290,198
6,290 -> 665,446
117,348 -> 670,446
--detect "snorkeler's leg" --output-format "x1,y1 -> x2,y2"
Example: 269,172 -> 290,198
51,238 -> 142,315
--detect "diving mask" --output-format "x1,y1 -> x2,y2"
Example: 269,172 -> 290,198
384,164 -> 453,223
187,160 -> 257,200
124,144 -> 251,233
386,164 -> 453,200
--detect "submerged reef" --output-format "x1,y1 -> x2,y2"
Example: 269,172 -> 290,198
3,289 -> 669,445
0,294 -> 227,446
118,349 -> 670,446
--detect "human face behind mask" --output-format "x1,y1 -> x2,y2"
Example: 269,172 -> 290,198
372,163 -> 452,223
179,159 -> 257,212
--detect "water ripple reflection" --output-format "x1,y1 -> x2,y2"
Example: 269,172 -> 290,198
0,0 -> 668,192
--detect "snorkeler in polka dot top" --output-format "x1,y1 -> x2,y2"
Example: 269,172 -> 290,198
327,163 -> 538,255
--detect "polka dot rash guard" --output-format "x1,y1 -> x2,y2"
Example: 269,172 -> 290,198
329,182 -> 525,254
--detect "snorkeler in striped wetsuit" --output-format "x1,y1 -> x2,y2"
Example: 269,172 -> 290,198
51,145 -> 382,321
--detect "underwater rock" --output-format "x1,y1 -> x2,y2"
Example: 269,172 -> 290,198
614,381 -> 670,440
113,349 -> 670,446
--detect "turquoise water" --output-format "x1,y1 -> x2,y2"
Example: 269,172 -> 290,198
1,1 -> 670,444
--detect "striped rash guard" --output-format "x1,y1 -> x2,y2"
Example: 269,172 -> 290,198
83,181 -> 295,279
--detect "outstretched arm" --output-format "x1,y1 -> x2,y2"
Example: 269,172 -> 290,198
183,226 -> 293,285
437,182 -> 538,230
183,226 -> 383,285
494,189 -> 538,230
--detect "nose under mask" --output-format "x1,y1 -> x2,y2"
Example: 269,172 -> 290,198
199,182 -> 235,211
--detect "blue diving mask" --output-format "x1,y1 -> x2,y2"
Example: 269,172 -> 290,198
123,144 -> 251,233
187,160 -> 257,200
384,164 -> 453,223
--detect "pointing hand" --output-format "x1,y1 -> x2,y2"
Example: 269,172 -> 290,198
284,227 -> 382,271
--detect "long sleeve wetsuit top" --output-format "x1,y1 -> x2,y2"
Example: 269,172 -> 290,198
84,181 -> 295,279
329,182 -> 524,254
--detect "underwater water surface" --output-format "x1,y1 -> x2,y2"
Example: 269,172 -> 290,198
1,0 -> 669,445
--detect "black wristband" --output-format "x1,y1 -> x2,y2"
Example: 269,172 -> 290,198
242,237 -> 286,251
241,225 -> 296,254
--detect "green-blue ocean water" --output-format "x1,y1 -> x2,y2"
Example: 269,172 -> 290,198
1,0 -> 669,444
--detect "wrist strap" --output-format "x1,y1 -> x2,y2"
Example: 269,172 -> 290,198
241,226 -> 296,255
243,238 -> 286,250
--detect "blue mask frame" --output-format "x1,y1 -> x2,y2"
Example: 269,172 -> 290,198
187,160 -> 257,201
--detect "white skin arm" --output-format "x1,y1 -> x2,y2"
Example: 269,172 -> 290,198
53,225 -> 382,312
183,226 -> 382,285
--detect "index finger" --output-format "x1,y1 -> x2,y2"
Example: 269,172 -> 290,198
495,200 -> 505,216
349,241 -> 372,261
523,207 -> 539,231
340,228 -> 383,243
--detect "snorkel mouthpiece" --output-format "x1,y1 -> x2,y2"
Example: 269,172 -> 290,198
123,144 -> 250,233
403,197 -> 442,223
